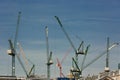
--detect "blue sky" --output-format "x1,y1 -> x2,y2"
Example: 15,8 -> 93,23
0,0 -> 120,78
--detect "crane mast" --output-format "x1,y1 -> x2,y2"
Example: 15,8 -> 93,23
7,12 -> 30,78
8,40 -> 29,77
45,26 -> 53,80
7,12 -> 21,76
105,37 -> 110,72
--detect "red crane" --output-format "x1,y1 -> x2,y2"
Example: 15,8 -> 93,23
56,47 -> 72,77
56,58 -> 65,77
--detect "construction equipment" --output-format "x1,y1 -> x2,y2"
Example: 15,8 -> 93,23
81,44 -> 90,71
54,16 -> 90,78
54,16 -> 90,59
82,42 -> 119,71
56,47 -> 72,77
17,42 -> 35,76
71,41 -> 119,80
71,44 -> 90,78
55,16 -> 85,54
17,43 -> 29,68
105,37 -> 110,72
7,12 -> 31,78
56,58 -> 65,77
7,12 -> 21,76
45,26 -> 53,80
29,64 -> 35,76
8,40 -> 29,77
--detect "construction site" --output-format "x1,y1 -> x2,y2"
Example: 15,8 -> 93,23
0,12 -> 120,80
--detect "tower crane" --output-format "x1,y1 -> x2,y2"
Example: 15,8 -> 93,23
71,44 -> 90,78
72,42 -> 119,75
7,12 -> 21,76
7,12 -> 30,78
45,26 -> 53,80
54,16 -> 90,78
83,42 -> 119,70
8,40 -> 29,77
56,47 -> 72,77
56,58 -> 65,77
